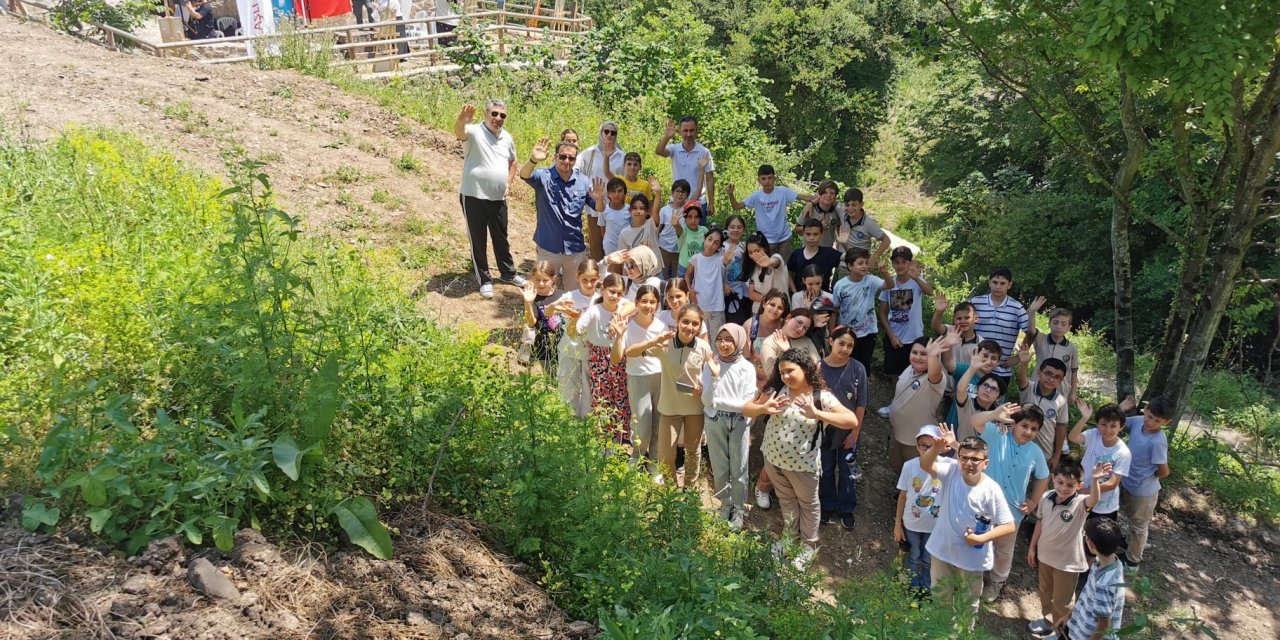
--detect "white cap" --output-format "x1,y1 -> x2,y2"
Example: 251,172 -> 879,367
916,425 -> 941,440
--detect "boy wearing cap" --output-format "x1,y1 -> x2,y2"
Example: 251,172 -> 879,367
895,425 -> 945,595
877,246 -> 933,381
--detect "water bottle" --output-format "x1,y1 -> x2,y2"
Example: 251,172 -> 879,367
973,515 -> 991,548
842,449 -> 863,481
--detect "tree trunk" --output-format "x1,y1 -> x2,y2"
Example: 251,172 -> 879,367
1111,81 -> 1145,402
1163,100 -> 1280,433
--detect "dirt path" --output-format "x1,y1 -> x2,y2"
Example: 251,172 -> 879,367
0,17 -> 534,336
3,15 -> 1278,640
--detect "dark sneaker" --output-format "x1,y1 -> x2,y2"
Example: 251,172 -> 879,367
1120,552 -> 1141,568
1028,618 -> 1054,637
840,513 -> 856,530
821,511 -> 834,524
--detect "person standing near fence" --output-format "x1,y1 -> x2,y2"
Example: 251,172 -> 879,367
455,101 -> 525,299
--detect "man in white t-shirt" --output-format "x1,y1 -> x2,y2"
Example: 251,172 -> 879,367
454,101 -> 524,299
654,116 -> 716,219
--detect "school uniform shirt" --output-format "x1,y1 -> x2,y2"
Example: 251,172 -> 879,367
832,274 -> 885,338
701,356 -> 757,417
879,277 -> 925,343
656,337 -> 712,416
1068,559 -> 1126,640
969,294 -> 1029,377
897,457 -> 943,533
942,325 -> 984,365
786,246 -> 843,292
687,253 -> 726,312
924,458 -> 1015,572
743,186 -> 801,244
657,203 -> 680,253
761,389 -> 839,474
1034,332 -> 1079,382
980,426 -> 1050,523
657,309 -> 708,340
1034,490 -> 1091,572
623,318 -> 668,377
888,367 -> 947,446
1080,429 -> 1132,515
800,204 -> 841,247
575,304 -> 618,348
836,209 -> 886,251
1122,416 -> 1168,497
664,142 -> 716,202
1020,382 -> 1069,458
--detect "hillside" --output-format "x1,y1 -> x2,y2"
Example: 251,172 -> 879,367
1,15 -> 1277,640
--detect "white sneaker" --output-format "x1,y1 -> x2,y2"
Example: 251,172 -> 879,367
877,405 -> 891,417
755,488 -> 772,509
770,541 -> 785,559
792,545 -> 817,571
479,283 -> 494,299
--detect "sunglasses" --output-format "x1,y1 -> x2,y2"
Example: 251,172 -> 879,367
602,129 -> 618,136
489,111 -> 507,119
557,154 -> 577,162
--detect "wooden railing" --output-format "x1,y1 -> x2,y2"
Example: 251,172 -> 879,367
11,2 -> 591,75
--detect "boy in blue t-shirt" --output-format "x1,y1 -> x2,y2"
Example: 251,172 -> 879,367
831,247 -> 892,373
1118,394 -> 1173,566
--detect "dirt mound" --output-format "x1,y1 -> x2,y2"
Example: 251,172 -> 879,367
0,506 -> 586,639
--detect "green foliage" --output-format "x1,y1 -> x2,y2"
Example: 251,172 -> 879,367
49,0 -> 154,37
255,21 -> 340,79
444,21 -> 499,76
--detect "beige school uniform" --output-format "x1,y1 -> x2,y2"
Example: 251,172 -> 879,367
1034,333 -> 1079,395
1021,382 -> 1069,458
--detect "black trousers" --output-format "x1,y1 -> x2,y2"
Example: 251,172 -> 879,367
882,335 -> 912,376
460,195 -> 515,285
852,331 -> 876,373
352,0 -> 372,24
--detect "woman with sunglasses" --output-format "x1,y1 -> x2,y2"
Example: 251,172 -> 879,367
576,122 -> 626,260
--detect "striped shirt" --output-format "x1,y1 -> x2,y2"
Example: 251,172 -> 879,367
1069,558 -> 1125,639
970,294 -> 1028,376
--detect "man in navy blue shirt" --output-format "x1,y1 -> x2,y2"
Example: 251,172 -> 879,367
519,137 -> 605,278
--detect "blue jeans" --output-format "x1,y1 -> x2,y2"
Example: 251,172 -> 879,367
905,529 -> 932,590
819,447 -> 857,514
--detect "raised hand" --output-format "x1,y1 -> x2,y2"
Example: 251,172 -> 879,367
607,313 -> 628,339
1017,344 -> 1031,365
725,183 -> 736,197
762,391 -> 791,415
907,261 -> 922,280
522,283 -> 537,304
656,329 -> 677,344
935,422 -> 958,450
1028,295 -> 1047,314
458,103 -> 477,122
648,176 -> 662,196
698,152 -> 711,170
591,176 -> 606,201
1075,397 -> 1094,422
994,401 -> 1021,426
530,137 -> 551,163
934,289 -> 950,310
664,118 -> 676,139
792,393 -> 818,419
1092,462 -> 1113,481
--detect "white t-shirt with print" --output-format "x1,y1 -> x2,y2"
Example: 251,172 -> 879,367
924,457 -> 1015,572
879,277 -> 925,342
743,186 -> 801,244
1081,429 -> 1132,515
897,457 -> 942,533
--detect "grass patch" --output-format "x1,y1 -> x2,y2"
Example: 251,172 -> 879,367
393,152 -> 421,173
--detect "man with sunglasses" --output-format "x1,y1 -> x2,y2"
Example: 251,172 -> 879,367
519,137 -> 606,278
456,100 -> 523,299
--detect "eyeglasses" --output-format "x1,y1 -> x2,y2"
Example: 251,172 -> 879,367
1041,371 -> 1065,381
978,382 -> 1001,392
715,336 -> 736,344
916,442 -> 932,450
602,129 -> 618,136
959,455 -> 987,465
489,111 -> 507,119
557,154 -> 577,162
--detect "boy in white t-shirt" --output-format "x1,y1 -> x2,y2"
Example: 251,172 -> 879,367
895,425 -> 945,596
726,164 -> 813,261
1068,401 -> 1132,520
920,424 -> 1016,622
600,178 -> 631,259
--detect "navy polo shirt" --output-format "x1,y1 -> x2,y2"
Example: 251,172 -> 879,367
525,167 -> 596,255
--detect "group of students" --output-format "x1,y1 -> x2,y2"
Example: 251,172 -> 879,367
512,153 -> 1171,639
